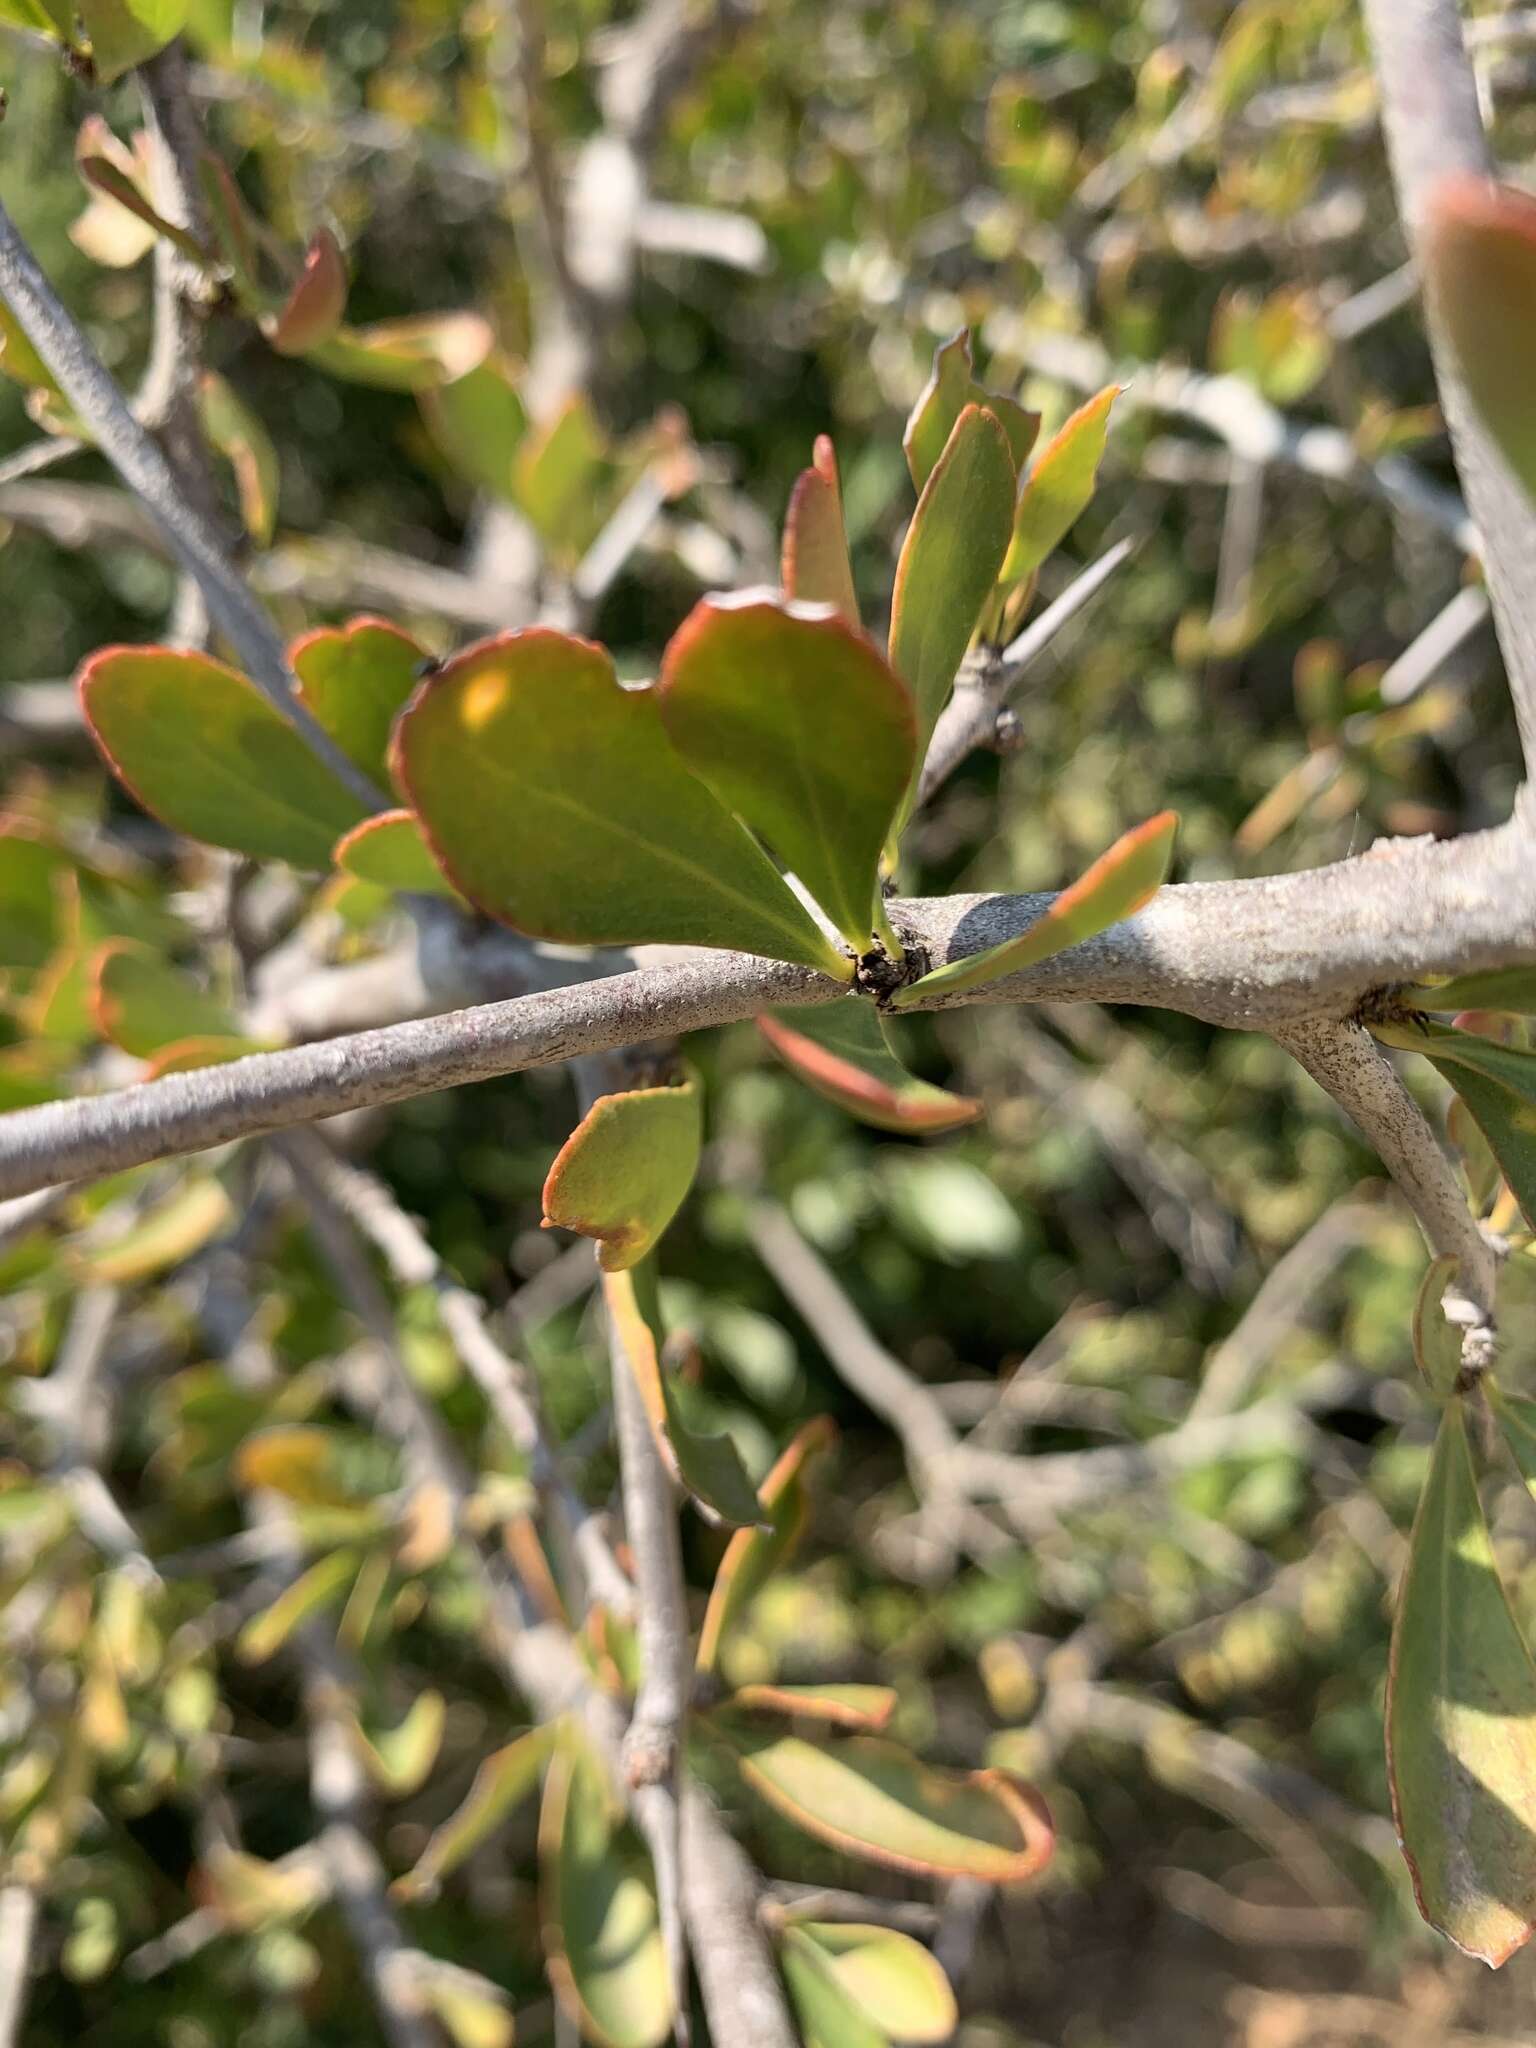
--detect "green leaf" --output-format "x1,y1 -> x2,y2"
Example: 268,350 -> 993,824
263,229 -> 347,355
603,1264 -> 764,1528
1373,1020 -> 1536,1226
334,811 -> 461,900
0,825 -> 71,970
236,1549 -> 360,1665
79,0 -> 189,83
1426,179 -> 1536,505
658,592 -> 914,953
198,153 -> 263,304
1210,286 -> 1330,405
789,1923 -> 957,2045
512,393 -> 610,561
392,628 -> 849,975
542,1073 -> 701,1273
879,1153 -> 1023,1263
1000,384 -> 1120,588
903,331 -> 1038,491
289,616 -> 424,785
1386,1399 -> 1536,1964
713,1722 -> 1054,1882
781,435 -> 860,624
1402,968 -> 1536,1016
697,1416 -> 836,1672
728,1683 -> 897,1732
418,1968 -> 515,2048
350,1692 -> 446,1800
78,646 -> 367,868
394,1725 -> 558,1901
758,1000 -> 980,1134
540,1734 -> 674,2048
0,0 -> 75,36
1412,1255 -> 1464,1401
88,937 -> 238,1058
306,313 -> 494,391
780,1926 -> 890,2048
892,811 -> 1177,1008
1491,1387 -> 1536,1501
889,404 -> 1016,806
0,300 -> 61,395
197,372 -> 280,547
420,358 -> 529,501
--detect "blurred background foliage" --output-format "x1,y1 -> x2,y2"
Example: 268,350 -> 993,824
4,1 -> 1536,2043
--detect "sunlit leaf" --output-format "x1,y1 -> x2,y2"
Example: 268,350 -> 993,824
658,591 -> 914,952
198,372 -> 280,547
351,1691 -> 446,1799
418,1966 -> 516,2048
789,1922 -> 957,2045
1000,385 -> 1120,587
780,1925 -> 888,2048
264,229 -> 348,355
729,1683 -> 897,1731
237,1549 -> 360,1665
893,812 -> 1176,1007
78,647 -> 367,867
79,0 -> 188,84
903,330 -> 1037,490
233,1426 -> 357,1508
889,404 -> 1016,808
540,1733 -> 673,2048
1210,286 -> 1330,405
81,1177 -> 233,1284
196,1845 -> 327,1932
1386,1399 -> 1536,1964
333,811 -> 462,900
782,435 -> 859,624
759,1001 -> 980,1133
542,1073 -> 700,1272
307,312 -> 494,391
75,119 -> 201,264
713,1721 -> 1054,1881
89,937 -> 238,1057
1403,968 -> 1536,1016
394,1724 -> 557,1900
1491,1386 -> 1536,1501
392,628 -> 848,974
696,1416 -> 835,1673
1426,179 -> 1536,505
603,1264 -> 764,1528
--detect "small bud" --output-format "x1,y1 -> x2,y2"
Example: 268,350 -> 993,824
992,705 -> 1025,753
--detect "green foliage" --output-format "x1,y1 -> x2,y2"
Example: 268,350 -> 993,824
543,1075 -> 703,1274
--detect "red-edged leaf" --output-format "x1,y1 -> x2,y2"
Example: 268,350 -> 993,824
197,373 -> 280,547
78,646 -> 367,868
89,937 -> 239,1058
542,1075 -> 701,1273
729,1683 -> 897,1732
713,1721 -> 1054,1883
307,313 -> 494,392
1386,1398 -> 1536,1965
264,228 -> 348,356
394,1724 -> 557,1901
602,1265 -> 764,1528
1000,385 -> 1120,588
782,435 -> 859,624
392,628 -> 849,974
893,811 -> 1177,1007
786,1922 -> 957,2046
657,592 -> 914,953
759,1000 -> 980,1133
333,810 -> 462,901
1425,178 -> 1536,505
697,1416 -> 836,1672
289,617 -> 425,785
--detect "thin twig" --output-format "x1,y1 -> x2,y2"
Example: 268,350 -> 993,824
0,200 -> 383,809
